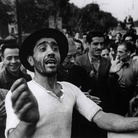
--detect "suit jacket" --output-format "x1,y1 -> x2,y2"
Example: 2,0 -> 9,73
71,52 -> 111,110
70,52 -> 111,138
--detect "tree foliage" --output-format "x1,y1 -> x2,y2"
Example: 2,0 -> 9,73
0,0 -> 118,34
80,3 -> 117,33
0,0 -> 13,23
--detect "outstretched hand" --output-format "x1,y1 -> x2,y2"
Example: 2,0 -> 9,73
11,78 -> 39,124
110,56 -> 123,73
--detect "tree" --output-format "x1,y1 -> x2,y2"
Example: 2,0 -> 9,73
18,0 -> 71,33
80,3 -> 118,33
0,0 -> 13,23
1,0 -> 118,35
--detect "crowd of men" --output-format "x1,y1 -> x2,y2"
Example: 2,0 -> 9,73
0,16 -> 138,138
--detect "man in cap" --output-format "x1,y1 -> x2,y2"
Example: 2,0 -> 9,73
5,28 -> 138,138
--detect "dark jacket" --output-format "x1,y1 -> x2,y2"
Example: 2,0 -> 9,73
71,52 -> 111,110
0,68 -> 32,90
68,52 -> 111,138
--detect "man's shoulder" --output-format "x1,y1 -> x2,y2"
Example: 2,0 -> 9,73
76,52 -> 89,66
59,81 -> 79,89
0,70 -> 6,82
76,52 -> 88,61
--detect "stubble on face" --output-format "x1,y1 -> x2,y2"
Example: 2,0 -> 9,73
33,57 -> 60,77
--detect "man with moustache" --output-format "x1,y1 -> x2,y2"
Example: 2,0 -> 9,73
71,30 -> 111,137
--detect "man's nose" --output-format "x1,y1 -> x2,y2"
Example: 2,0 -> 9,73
11,57 -> 17,63
47,46 -> 54,53
47,46 -> 56,58
97,44 -> 103,49
104,55 -> 108,58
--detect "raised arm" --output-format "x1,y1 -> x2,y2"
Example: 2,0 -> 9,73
8,78 -> 39,138
93,110 -> 138,133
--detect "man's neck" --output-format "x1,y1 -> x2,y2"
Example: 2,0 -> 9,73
34,74 -> 63,98
34,74 -> 58,91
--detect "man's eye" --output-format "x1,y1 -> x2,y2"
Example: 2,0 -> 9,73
93,42 -> 104,45
6,57 -> 12,60
100,42 -> 104,45
52,47 -> 59,51
93,42 -> 98,45
14,56 -> 19,60
39,47 -> 46,52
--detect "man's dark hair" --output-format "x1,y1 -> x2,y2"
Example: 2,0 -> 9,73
118,41 -> 135,54
74,39 -> 84,51
1,43 -> 19,56
86,30 -> 105,44
123,32 -> 136,42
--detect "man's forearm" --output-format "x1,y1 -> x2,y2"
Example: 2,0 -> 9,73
93,111 -> 138,133
8,121 -> 37,138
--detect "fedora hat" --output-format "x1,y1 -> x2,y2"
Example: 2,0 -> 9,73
19,28 -> 68,72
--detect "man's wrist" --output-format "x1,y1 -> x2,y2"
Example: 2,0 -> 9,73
8,121 -> 37,138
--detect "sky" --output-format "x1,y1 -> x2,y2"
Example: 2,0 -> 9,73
69,0 -> 138,21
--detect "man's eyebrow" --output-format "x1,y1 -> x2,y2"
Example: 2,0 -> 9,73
36,41 -> 46,47
36,41 -> 58,47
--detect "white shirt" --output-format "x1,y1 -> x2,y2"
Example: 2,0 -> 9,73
5,80 -> 101,138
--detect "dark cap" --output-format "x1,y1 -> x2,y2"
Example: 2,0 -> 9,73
19,28 -> 68,72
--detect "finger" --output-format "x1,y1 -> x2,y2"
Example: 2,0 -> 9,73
113,56 -> 120,63
13,91 -> 29,113
93,100 -> 102,103
17,102 -> 32,121
90,95 -> 100,100
0,109 -> 6,115
83,92 -> 89,95
88,96 -> 101,101
11,78 -> 26,92
11,83 -> 28,104
0,104 -> 5,111
115,55 -> 119,60
95,102 -> 101,105
0,106 -> 6,117
87,95 -> 101,101
92,99 -> 102,103
87,89 -> 91,93
0,100 -> 5,106
0,112 -> 6,118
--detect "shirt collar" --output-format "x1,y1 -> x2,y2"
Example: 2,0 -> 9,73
88,53 -> 101,63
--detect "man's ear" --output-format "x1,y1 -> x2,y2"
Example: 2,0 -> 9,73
27,56 -> 34,67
